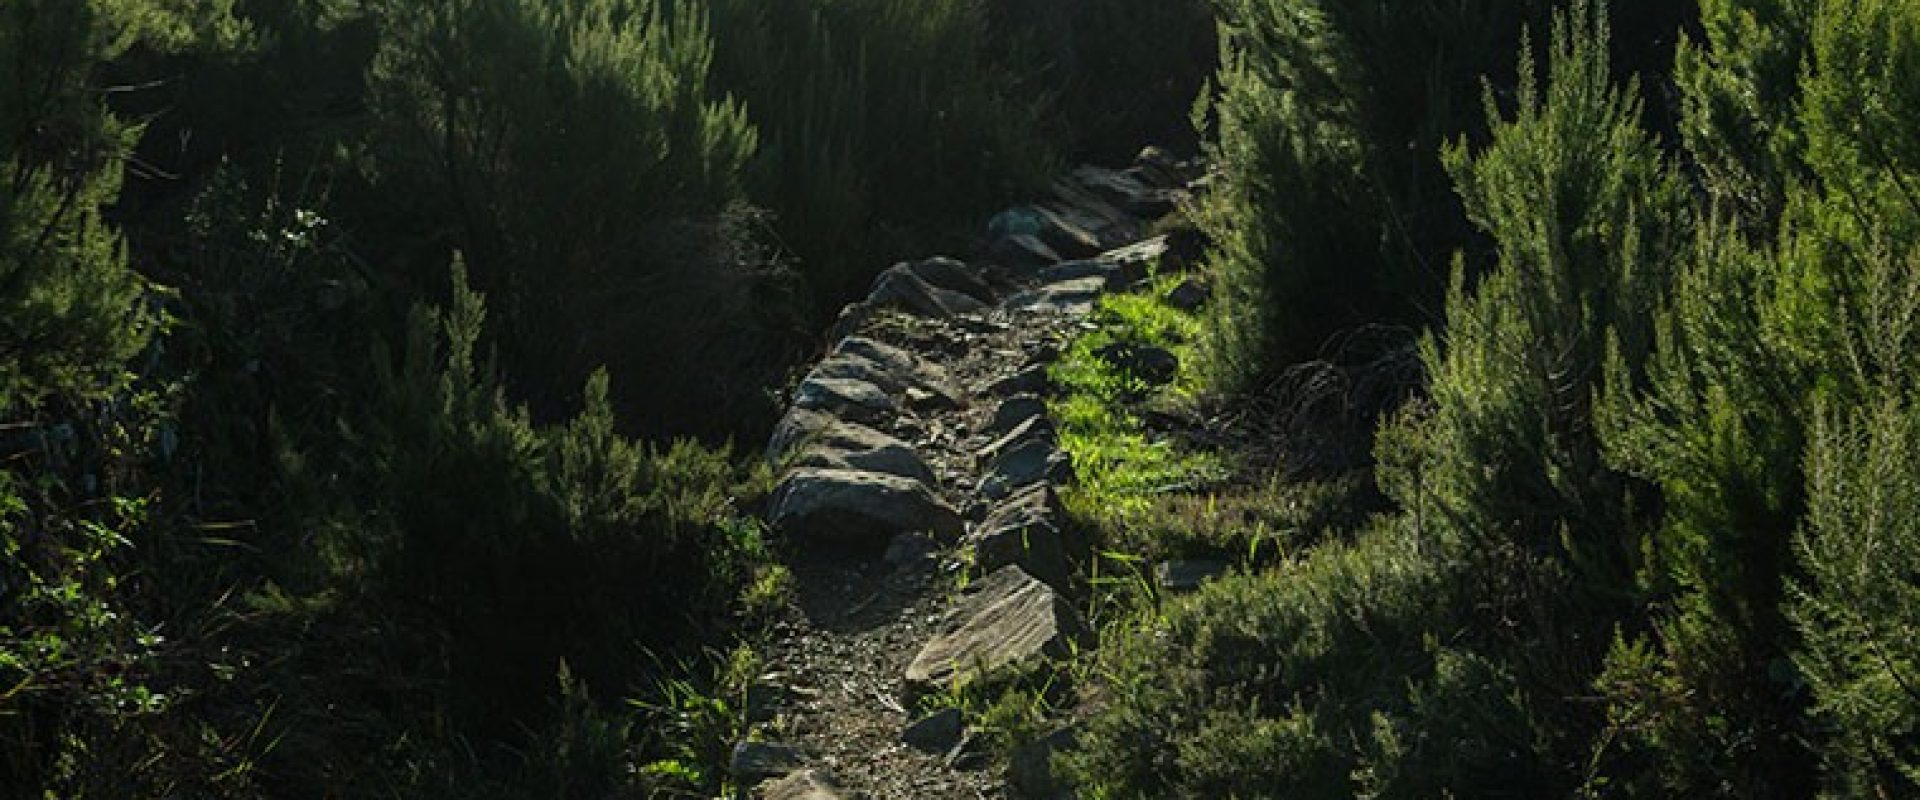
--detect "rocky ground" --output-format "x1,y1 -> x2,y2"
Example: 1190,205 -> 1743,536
735,151 -> 1208,800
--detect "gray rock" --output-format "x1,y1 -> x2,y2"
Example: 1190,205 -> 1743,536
971,484 -> 1079,590
793,376 -> 894,422
1094,342 -> 1178,386
978,415 -> 1057,465
869,267 -> 988,318
790,421 -> 936,486
1156,559 -> 1229,593
884,257 -> 994,303
758,768 -> 849,800
768,407 -> 838,464
731,740 -> 806,784
901,707 -> 966,754
993,206 -> 1103,260
885,531 -> 939,567
1035,259 -> 1124,290
1164,276 -> 1209,311
1097,235 -> 1172,280
1042,181 -> 1140,247
905,566 -> 1086,692
1005,276 -> 1108,317
981,437 -> 1074,500
1072,164 -> 1176,218
989,365 -> 1052,397
992,234 -> 1064,272
988,395 -> 1049,438
770,468 -> 965,545
1009,726 -> 1080,799
834,337 -> 964,410
945,729 -> 994,771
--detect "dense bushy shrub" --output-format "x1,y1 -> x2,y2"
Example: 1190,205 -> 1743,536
1071,8 -> 1692,795
708,0 -> 1055,311
1194,0 -> 1550,390
369,0 -> 767,425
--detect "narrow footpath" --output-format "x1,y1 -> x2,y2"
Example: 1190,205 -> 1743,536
734,149 -> 1207,799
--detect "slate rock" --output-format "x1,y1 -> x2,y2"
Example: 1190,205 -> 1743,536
978,415 -> 1057,465
1009,726 -> 1080,799
945,729 -> 994,771
770,468 -> 965,545
884,531 -> 939,567
731,740 -> 806,784
789,421 -> 936,486
1156,559 -> 1230,593
1164,276 -> 1209,311
989,365 -> 1052,397
988,394 -> 1049,438
971,484 -> 1080,589
991,234 -> 1064,272
981,437 -> 1074,500
869,268 -> 987,318
768,407 -> 838,464
905,566 -> 1086,692
1005,276 -> 1108,316
1097,235 -> 1171,280
793,376 -> 893,422
901,707 -> 966,754
834,337 -> 964,410
1035,259 -> 1125,291
1094,342 -> 1178,386
758,768 -> 849,800
1071,164 -> 1176,218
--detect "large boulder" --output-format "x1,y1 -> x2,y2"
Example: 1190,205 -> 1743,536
769,468 -> 965,545
906,566 -> 1086,693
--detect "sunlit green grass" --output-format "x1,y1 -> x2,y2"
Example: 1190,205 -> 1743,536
1049,275 -> 1227,520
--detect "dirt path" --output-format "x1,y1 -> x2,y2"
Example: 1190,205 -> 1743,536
741,152 -> 1202,800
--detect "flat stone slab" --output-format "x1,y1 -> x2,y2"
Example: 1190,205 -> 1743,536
906,566 -> 1085,692
868,267 -> 987,318
786,420 -> 935,485
793,376 -> 893,422
834,337 -> 964,410
981,437 -> 1073,500
770,468 -> 964,544
1004,276 -> 1108,316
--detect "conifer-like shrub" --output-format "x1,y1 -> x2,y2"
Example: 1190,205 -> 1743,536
1195,0 -> 1550,390
370,0 -> 763,423
1791,397 -> 1920,797
708,0 -> 1055,312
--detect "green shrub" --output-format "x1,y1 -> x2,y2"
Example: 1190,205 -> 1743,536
1195,0 -> 1551,390
369,0 -> 764,424
1791,396 -> 1920,797
709,0 -> 1055,312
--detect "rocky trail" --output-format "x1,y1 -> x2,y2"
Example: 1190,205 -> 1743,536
737,150 -> 1209,799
